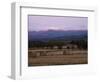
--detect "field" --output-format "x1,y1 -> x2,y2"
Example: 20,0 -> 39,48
28,49 -> 88,66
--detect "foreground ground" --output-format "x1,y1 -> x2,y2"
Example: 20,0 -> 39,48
28,49 -> 88,66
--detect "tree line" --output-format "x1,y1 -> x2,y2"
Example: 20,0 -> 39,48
28,39 -> 87,50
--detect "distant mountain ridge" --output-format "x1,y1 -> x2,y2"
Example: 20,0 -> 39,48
28,30 -> 87,41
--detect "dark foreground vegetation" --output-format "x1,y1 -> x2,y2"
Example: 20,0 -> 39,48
28,40 -> 87,50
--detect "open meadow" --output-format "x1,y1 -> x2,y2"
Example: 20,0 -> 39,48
28,49 -> 87,66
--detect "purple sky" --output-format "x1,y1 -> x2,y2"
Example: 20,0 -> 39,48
28,15 -> 88,31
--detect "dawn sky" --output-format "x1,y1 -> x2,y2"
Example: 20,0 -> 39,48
28,15 -> 88,31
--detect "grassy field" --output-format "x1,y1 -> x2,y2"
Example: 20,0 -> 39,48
28,49 -> 88,66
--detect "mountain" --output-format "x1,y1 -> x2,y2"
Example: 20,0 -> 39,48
28,30 -> 87,42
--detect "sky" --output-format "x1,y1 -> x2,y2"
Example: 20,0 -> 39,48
28,15 -> 88,31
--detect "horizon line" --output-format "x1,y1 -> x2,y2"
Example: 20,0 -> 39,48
28,29 -> 87,32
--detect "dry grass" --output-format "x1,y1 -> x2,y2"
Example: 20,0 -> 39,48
28,49 -> 88,66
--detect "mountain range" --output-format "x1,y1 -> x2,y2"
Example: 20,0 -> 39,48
28,30 -> 87,42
